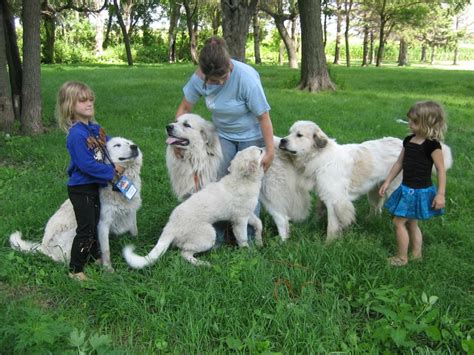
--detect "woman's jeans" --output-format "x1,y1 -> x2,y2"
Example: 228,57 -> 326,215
214,136 -> 265,245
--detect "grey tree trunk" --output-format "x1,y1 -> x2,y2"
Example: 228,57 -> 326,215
221,0 -> 258,62
361,24 -> 369,66
167,0 -> 181,63
0,2 -> 15,132
344,0 -> 352,67
183,0 -> 199,64
297,0 -> 335,92
113,0 -> 133,66
333,0 -> 341,64
253,11 -> 261,64
420,45 -> 427,63
21,0 -> 44,135
2,0 -> 21,119
369,30 -> 374,64
397,37 -> 408,66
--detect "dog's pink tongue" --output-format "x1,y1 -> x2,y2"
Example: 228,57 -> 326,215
166,137 -> 179,145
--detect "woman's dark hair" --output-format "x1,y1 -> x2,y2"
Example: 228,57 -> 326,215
199,36 -> 231,82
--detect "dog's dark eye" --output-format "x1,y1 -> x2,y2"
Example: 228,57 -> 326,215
114,144 -> 121,147
183,122 -> 191,128
297,133 -> 303,138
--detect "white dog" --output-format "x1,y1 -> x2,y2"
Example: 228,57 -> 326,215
165,114 -> 313,241
123,146 -> 265,267
279,121 -> 453,240
10,137 -> 142,271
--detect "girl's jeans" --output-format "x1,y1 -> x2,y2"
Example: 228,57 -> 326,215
214,136 -> 265,245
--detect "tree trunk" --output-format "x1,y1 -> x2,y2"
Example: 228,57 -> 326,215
453,45 -> 458,65
221,0 -> 258,62
376,18 -> 386,67
420,44 -> 426,63
369,30 -> 374,64
21,0 -> 44,135
430,46 -> 435,65
361,24 -> 369,66
273,16 -> 298,68
333,0 -> 341,64
42,14 -> 55,64
344,0 -> 352,67
113,0 -> 133,66
95,6 -> 108,56
297,0 -> 335,92
167,0 -> 181,63
183,0 -> 198,64
2,0 -> 21,119
397,37 -> 408,66
0,2 -> 15,132
252,11 -> 261,64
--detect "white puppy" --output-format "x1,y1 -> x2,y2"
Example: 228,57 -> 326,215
279,121 -> 403,240
166,114 -> 313,241
123,146 -> 265,267
10,137 -> 142,271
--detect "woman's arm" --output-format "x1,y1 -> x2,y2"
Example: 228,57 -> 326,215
431,148 -> 446,209
176,97 -> 195,119
379,148 -> 404,196
258,111 -> 274,172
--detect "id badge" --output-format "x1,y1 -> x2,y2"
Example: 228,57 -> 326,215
114,175 -> 137,200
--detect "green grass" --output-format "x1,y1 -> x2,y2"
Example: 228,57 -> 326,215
1,63 -> 473,353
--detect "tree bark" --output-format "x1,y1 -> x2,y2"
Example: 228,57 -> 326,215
113,0 -> 133,66
420,44 -> 426,63
397,37 -> 408,66
253,11 -> 261,64
21,0 -> 44,135
183,0 -> 199,64
376,17 -> 386,67
0,2 -> 15,132
167,0 -> 181,63
361,24 -> 369,66
333,0 -> 341,64
297,0 -> 335,92
369,30 -> 374,64
2,0 -> 21,119
344,0 -> 352,67
221,0 -> 258,62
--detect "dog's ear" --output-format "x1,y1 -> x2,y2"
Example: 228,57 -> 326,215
313,132 -> 328,149
201,122 -> 220,154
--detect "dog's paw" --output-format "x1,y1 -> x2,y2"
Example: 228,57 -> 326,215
103,264 -> 115,273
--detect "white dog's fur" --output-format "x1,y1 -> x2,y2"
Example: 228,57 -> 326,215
10,137 -> 143,271
123,146 -> 265,267
279,120 -> 453,240
165,114 -> 313,241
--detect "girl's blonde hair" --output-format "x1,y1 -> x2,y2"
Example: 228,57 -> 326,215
56,81 -> 95,132
407,100 -> 447,141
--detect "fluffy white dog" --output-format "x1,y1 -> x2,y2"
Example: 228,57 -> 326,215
165,114 -> 313,241
279,121 -> 453,240
123,146 -> 265,267
9,137 -> 142,271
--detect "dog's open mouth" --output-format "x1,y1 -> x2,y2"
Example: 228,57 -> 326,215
166,136 -> 190,146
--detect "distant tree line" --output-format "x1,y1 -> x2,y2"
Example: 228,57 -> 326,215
1,0 -> 472,134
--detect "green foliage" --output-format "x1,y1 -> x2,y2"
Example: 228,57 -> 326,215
1,64 -> 473,353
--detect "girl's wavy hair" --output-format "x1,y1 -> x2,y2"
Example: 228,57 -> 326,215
407,100 -> 447,141
56,81 -> 96,133
198,36 -> 231,84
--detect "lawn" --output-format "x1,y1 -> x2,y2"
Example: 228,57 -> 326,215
1,63 -> 473,353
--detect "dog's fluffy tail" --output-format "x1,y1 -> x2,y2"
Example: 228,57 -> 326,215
9,231 -> 42,253
442,143 -> 453,171
123,230 -> 174,269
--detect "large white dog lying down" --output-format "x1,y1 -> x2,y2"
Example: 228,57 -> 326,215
9,137 -> 142,272
279,121 -> 453,240
165,114 -> 314,241
123,146 -> 265,267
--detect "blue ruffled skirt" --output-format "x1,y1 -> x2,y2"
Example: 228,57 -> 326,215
385,184 -> 444,220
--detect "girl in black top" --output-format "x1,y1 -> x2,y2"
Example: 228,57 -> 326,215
379,101 -> 447,266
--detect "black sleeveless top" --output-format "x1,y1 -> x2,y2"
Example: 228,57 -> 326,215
402,134 -> 441,189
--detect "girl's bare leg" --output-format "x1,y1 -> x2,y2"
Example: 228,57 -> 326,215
389,216 -> 409,266
407,219 -> 423,260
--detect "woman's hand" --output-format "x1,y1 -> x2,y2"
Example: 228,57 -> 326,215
432,193 -> 445,210
262,150 -> 274,172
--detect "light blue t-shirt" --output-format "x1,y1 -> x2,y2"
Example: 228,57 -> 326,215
183,59 -> 271,141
